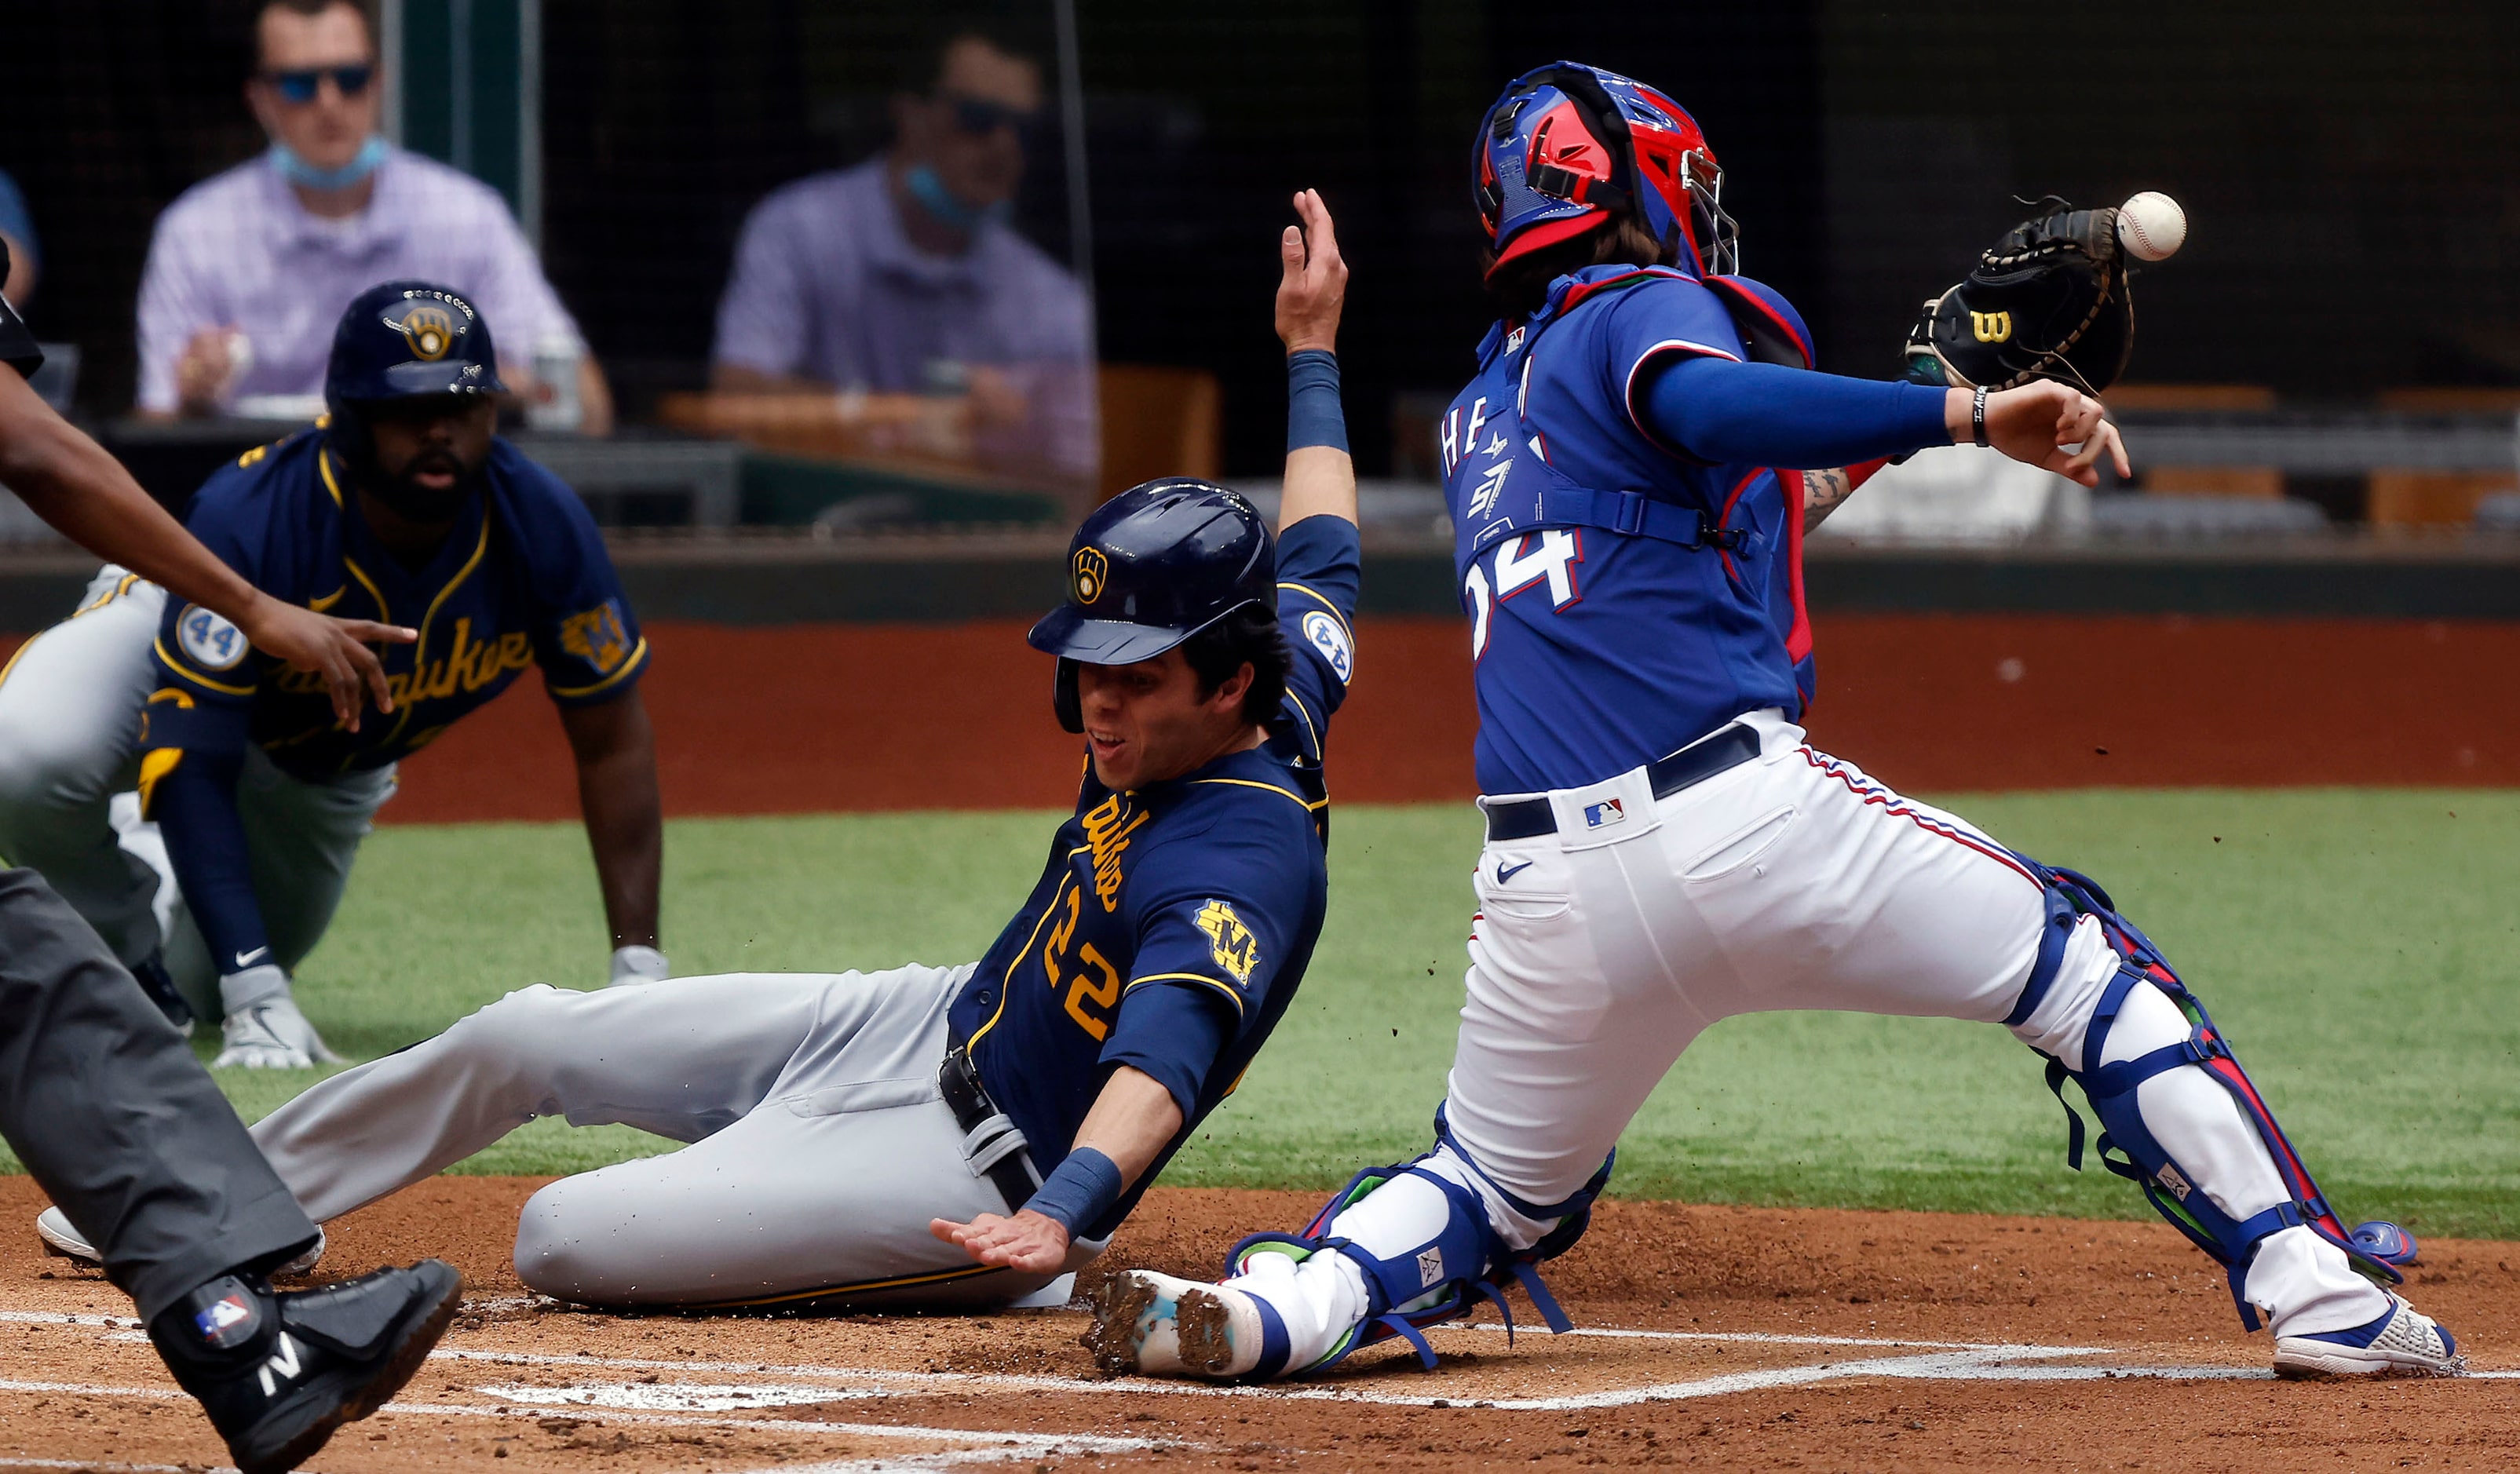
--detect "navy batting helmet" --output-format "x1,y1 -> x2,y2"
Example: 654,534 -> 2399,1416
323,281 -> 503,470
1028,479 -> 1276,734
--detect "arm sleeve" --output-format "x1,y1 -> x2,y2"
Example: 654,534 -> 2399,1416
711,196 -> 813,375
1273,513 -> 1361,723
144,568 -> 273,972
1638,353 -> 1952,469
144,751 -> 271,972
1097,981 -> 1233,1124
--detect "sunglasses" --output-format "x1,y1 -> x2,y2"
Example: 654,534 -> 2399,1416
261,64 -> 374,104
944,94 -> 1037,138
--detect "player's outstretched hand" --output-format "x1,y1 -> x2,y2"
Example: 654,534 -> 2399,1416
1276,188 -> 1347,356
930,1209 -> 1072,1275
1973,381 -> 2133,487
236,593 -> 416,732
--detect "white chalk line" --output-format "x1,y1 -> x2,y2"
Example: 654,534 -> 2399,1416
0,1374 -> 1159,1458
0,1301 -> 2504,1419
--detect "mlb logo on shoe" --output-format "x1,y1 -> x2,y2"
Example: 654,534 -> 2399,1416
1583,797 -> 1626,830
194,1293 -> 254,1345
1416,1246 -> 1445,1288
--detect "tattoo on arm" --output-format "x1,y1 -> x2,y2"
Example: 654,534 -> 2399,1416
1802,467 -> 1855,532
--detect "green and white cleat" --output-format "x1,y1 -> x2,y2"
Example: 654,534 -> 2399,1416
1083,1269 -> 1265,1380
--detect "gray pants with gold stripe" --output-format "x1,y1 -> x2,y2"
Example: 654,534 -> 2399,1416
249,961 -> 1101,1309
0,567 -> 393,1012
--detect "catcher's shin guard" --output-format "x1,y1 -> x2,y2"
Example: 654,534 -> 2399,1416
2025,863 -> 2415,1330
1224,1127 -> 1611,1376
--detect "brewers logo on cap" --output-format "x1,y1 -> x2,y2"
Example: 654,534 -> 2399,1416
1072,547 -> 1109,604
389,303 -> 458,360
378,292 -> 473,360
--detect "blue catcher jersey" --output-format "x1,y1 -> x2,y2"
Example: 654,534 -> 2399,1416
1441,264 -> 1817,796
950,513 -> 1360,1242
144,430 -> 648,775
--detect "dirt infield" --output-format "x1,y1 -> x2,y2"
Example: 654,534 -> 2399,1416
5,1176 -> 2511,1472
317,614 -> 2520,824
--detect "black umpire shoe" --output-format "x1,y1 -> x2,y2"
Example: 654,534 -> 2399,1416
147,1260 -> 462,1474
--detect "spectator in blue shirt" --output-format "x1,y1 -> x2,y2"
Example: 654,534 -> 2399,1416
711,26 -> 1094,487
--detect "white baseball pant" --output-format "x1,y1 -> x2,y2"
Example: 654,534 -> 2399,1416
1233,708 -> 2385,1367
250,962 -> 1100,1309
0,568 -> 393,1010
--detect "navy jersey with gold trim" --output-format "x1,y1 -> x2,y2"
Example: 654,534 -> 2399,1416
144,429 -> 648,777
950,513 -> 1360,1241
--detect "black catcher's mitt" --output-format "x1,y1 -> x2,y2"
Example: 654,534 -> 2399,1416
1902,200 -> 2133,393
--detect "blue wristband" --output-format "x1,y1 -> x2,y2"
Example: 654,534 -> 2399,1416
1022,1146 -> 1125,1235
1287,349 -> 1349,454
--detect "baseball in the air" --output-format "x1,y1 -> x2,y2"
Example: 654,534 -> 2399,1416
2116,191 -> 2186,261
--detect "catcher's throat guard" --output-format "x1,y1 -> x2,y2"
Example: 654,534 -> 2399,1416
2015,862 -> 2419,1330
1221,1111 -> 1609,1378
1904,200 -> 2135,393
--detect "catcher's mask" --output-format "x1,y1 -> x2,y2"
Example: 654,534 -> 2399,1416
1474,61 -> 1737,279
1028,480 -> 1276,735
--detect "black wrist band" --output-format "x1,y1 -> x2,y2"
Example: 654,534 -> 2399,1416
1971,385 -> 1990,447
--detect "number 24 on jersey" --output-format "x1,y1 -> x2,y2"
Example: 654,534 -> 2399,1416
1463,530 -> 1582,658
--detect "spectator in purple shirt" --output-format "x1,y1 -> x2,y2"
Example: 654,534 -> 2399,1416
711,26 -> 1094,487
135,0 -> 612,433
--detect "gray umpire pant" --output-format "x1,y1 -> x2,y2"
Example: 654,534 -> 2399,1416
250,962 -> 1104,1311
0,569 -> 395,1012
0,867 -> 317,1319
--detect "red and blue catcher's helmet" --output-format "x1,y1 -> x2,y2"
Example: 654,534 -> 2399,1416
1474,62 -> 1737,280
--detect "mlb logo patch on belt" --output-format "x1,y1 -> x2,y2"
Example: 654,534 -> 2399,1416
1583,797 -> 1626,829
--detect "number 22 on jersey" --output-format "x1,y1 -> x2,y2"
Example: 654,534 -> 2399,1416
1040,881 -> 1123,1041
1464,529 -> 1582,659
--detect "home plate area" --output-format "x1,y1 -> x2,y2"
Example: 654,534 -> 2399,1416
0,1180 -> 2511,1472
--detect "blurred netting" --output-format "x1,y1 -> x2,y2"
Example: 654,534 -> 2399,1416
0,2 -> 2515,535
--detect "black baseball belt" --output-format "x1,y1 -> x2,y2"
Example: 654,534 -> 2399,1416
1482,722 -> 1762,842
939,1043 -> 1040,1214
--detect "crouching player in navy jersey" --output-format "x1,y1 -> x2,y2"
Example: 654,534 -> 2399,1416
1093,65 -> 2458,1384
167,196 -> 1362,1312
0,281 -> 665,1077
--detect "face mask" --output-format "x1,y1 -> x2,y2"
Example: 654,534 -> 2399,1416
268,134 -> 387,192
903,163 -> 1012,235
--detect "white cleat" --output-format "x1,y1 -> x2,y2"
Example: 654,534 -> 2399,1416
1084,1269 -> 1265,1381
36,1205 -> 325,1278
2273,1293 -> 2463,1379
212,997 -> 341,1069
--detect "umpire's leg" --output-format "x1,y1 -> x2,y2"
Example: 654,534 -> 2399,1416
0,867 -> 315,1320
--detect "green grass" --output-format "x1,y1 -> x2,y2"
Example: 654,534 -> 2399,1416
20,793 -> 2517,1239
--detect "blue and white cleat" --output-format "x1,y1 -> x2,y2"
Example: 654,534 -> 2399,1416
2273,1293 -> 2463,1379
1085,1269 -> 1265,1380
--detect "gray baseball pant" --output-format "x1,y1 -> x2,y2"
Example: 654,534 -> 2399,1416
0,568 -> 393,1011
250,961 -> 1101,1310
0,867 -> 317,1319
